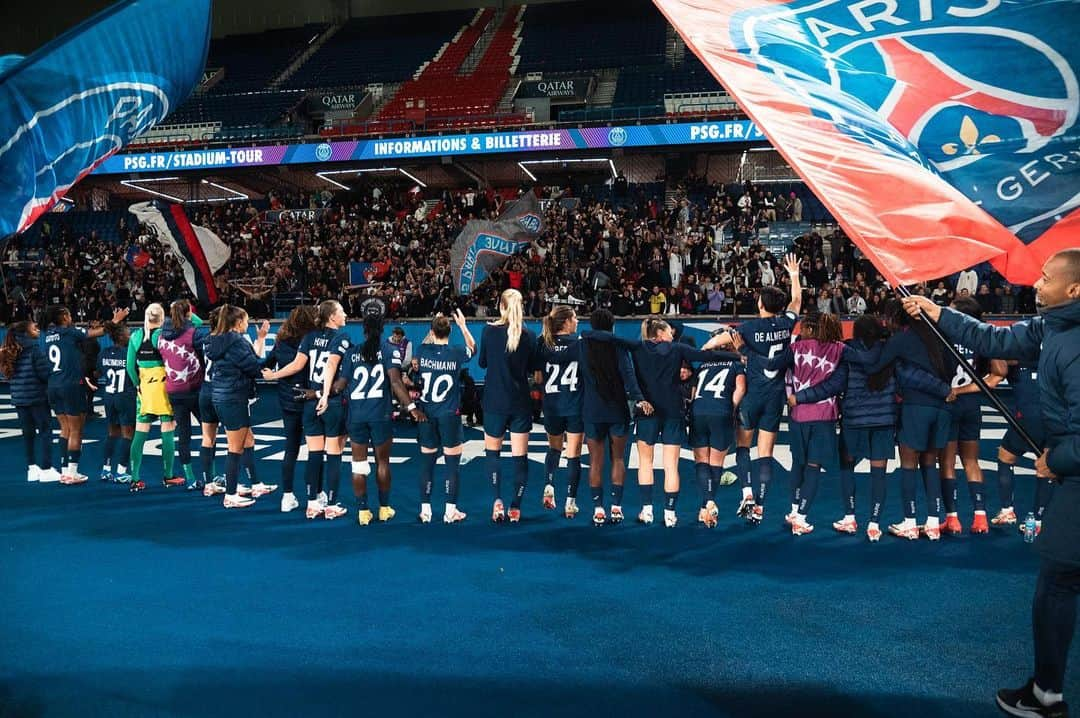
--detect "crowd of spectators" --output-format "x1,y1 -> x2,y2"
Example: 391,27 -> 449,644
0,178 -> 1034,325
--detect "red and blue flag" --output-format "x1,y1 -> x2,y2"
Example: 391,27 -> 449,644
655,0 -> 1080,285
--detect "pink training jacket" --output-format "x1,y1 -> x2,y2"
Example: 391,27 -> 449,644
786,338 -> 845,423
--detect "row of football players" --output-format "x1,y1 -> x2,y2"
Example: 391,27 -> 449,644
6,256 -> 1050,536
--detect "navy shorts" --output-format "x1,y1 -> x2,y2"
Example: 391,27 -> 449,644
898,404 -> 952,452
690,414 -> 735,452
348,420 -> 393,447
1002,415 -> 1046,457
418,416 -> 465,449
636,416 -> 686,446
584,421 -> 629,442
484,413 -> 532,437
738,391 -> 785,433
214,397 -> 251,432
948,398 -> 983,442
791,421 -> 839,467
840,425 -> 896,462
199,391 -> 218,425
104,395 -> 136,427
49,383 -> 88,415
304,399 -> 346,438
544,414 -> 584,436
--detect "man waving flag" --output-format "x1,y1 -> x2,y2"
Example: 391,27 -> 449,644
654,0 -> 1080,286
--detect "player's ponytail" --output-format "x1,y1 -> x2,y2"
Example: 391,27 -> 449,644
0,321 -> 30,378
362,313 -> 383,364
498,289 -> 523,352
542,305 -> 575,348
169,299 -> 191,330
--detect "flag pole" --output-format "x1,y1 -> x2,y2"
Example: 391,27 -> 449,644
894,285 -> 1042,457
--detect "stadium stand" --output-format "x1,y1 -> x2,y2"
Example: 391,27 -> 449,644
205,24 -> 328,94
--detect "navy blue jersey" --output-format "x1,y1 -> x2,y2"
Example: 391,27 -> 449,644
847,328 -> 950,408
264,338 -> 305,413
341,345 -> 400,423
547,340 -> 644,424
416,343 -> 473,418
298,328 -> 351,390
692,358 -> 744,417
382,337 -> 410,368
627,340 -> 739,419
1008,361 -> 1041,420
949,339 -> 984,411
97,345 -> 135,398
41,325 -> 88,386
535,334 -> 582,418
737,311 -> 797,394
478,323 -> 537,417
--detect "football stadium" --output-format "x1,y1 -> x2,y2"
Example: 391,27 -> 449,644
0,1 -> 1078,716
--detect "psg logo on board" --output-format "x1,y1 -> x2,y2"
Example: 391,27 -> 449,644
731,0 -> 1079,242
517,213 -> 541,233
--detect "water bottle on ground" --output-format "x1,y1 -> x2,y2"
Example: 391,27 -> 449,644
1023,512 -> 1037,543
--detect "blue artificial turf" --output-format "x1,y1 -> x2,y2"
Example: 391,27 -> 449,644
0,387 -> 1075,717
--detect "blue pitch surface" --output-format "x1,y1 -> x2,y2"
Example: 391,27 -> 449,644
0,387 -> 1076,718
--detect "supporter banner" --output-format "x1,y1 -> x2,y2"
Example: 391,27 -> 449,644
515,77 -> 591,101
655,0 -> 1080,286
349,262 -> 377,287
0,0 -> 212,237
93,120 -> 767,174
307,91 -> 365,114
496,189 -> 545,235
130,202 -> 230,303
450,189 -> 544,295
262,208 -> 330,224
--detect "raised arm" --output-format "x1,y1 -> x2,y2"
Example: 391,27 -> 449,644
453,309 -> 476,356
902,295 -> 1043,361
783,253 -> 802,315
251,320 -> 270,358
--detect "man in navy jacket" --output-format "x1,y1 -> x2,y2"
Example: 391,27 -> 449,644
902,249 -> 1080,718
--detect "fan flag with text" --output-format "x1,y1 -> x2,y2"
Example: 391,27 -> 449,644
654,0 -> 1080,286
129,202 -> 230,304
0,0 -> 211,238
451,190 -> 545,295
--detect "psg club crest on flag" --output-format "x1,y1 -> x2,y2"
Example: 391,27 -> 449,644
655,0 -> 1080,286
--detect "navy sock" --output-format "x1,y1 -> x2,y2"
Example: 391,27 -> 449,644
664,491 -> 678,511
486,449 -> 501,500
305,450 -> 324,501
709,465 -> 722,500
242,446 -> 257,485
1034,479 -> 1053,520
103,434 -> 117,473
840,466 -> 856,514
639,482 -> 654,506
118,437 -> 132,472
900,467 -> 917,519
544,448 -> 560,486
757,458 -> 773,504
445,454 -> 461,503
567,457 -> 582,499
282,433 -> 300,494
736,447 -> 751,488
378,483 -> 390,507
591,484 -> 604,508
325,453 -> 342,503
420,452 -> 437,501
922,464 -> 943,517
942,476 -> 958,513
225,451 -> 242,495
200,444 -> 215,485
510,456 -> 528,509
968,481 -> 985,512
869,465 -> 887,524
611,482 -> 625,506
997,462 -> 1015,508
797,465 -> 819,515
59,437 -> 68,472
695,462 -> 711,507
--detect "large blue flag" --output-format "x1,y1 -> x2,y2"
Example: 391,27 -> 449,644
0,0 -> 211,237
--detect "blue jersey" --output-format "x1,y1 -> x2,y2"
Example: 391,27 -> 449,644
478,323 -> 537,417
341,345 -> 400,423
847,328 -> 950,408
535,334 -> 582,418
41,325 -> 88,386
416,343 -> 473,418
737,311 -> 797,394
97,345 -> 135,398
949,339 -> 985,411
298,328 -> 351,390
692,358 -> 744,417
1008,361 -> 1040,420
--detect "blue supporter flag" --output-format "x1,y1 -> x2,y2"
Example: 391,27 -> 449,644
350,262 -> 377,287
124,245 -> 150,269
0,0 -> 211,237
